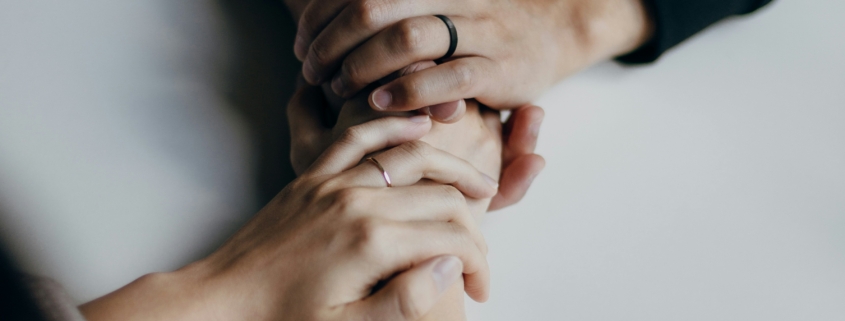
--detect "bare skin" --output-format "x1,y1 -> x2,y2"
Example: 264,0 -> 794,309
289,78 -> 545,320
281,0 -> 655,319
79,88 -> 500,321
287,0 -> 653,120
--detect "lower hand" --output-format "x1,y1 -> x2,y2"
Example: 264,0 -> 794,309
290,83 -> 545,212
80,87 -> 496,321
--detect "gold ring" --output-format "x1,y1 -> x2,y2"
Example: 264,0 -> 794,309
366,157 -> 392,187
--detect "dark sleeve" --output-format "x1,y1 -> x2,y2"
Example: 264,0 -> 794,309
617,0 -> 773,64
0,246 -> 47,321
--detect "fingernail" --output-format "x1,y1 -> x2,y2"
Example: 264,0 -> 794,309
482,173 -> 499,189
294,35 -> 307,61
371,89 -> 392,110
432,256 -> 462,294
409,115 -> 430,123
429,101 -> 460,121
303,59 -> 319,84
331,74 -> 347,97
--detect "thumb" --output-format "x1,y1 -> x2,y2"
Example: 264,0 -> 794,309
348,256 -> 463,321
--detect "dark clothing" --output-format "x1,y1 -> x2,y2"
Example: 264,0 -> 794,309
0,246 -> 47,321
618,0 -> 773,63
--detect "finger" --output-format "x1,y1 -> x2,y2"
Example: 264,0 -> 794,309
348,256 -> 463,321
330,16 -> 483,98
305,116 -> 432,177
294,0 -> 350,60
345,220 -> 490,302
334,140 -> 498,199
380,60 -> 437,85
488,105 -> 545,210
488,154 -> 546,211
287,85 -> 332,175
341,184 -> 487,256
388,61 -> 466,124
503,105 -> 545,161
369,57 -> 498,112
300,0 -> 466,84
426,99 -> 465,123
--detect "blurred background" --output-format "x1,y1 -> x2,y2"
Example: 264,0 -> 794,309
1,0 -> 843,320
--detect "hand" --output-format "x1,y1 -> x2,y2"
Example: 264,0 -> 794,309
80,87 -> 497,321
293,0 -> 653,116
290,85 -> 545,212
490,104 -> 546,211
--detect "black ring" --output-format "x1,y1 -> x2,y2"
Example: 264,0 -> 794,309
434,15 -> 457,64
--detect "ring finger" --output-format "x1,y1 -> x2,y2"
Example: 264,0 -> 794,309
301,0 -> 472,84
330,15 -> 485,98
329,141 -> 498,199
331,140 -> 499,199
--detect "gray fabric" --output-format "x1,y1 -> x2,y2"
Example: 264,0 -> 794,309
23,276 -> 87,321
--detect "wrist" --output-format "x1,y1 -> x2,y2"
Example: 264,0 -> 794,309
79,263 -> 222,321
549,0 -> 654,77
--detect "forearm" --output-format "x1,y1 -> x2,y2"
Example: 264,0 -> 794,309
79,263 -> 235,321
79,271 -> 203,321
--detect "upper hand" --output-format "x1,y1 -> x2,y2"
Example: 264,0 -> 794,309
293,0 -> 652,119
295,0 -> 559,111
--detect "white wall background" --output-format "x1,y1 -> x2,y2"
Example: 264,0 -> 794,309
0,1 -> 257,301
468,1 -> 845,320
1,0 -> 843,320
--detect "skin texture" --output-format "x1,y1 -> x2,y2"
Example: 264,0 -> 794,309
292,61 -> 546,212
288,87 -> 545,320
79,88 -> 499,321
280,0 -> 653,319
288,94 -> 497,321
287,0 -> 652,121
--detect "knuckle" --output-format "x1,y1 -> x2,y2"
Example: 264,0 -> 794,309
443,184 -> 464,199
450,223 -> 473,247
393,19 -> 426,55
439,185 -> 465,210
337,125 -> 367,147
297,14 -> 313,38
449,61 -> 478,92
350,217 -> 389,258
340,60 -> 363,86
307,178 -> 340,203
309,41 -> 332,67
405,140 -> 432,155
331,188 -> 368,214
353,0 -> 387,31
399,140 -> 432,163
